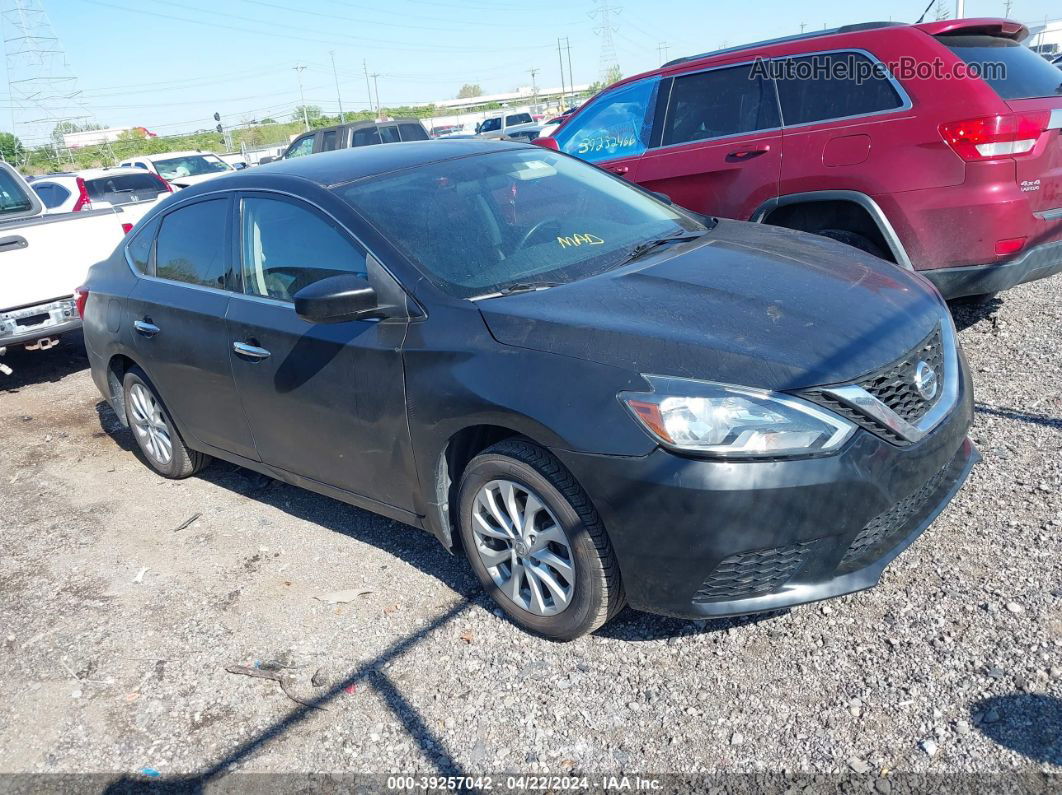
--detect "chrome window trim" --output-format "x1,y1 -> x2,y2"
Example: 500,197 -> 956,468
820,311 -> 959,444
648,48 -> 913,153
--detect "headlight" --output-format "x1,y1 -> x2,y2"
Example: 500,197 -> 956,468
620,375 -> 855,458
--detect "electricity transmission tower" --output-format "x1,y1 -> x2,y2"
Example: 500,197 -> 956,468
589,0 -> 621,82
1,0 -> 96,160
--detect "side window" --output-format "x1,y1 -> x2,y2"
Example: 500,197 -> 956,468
554,78 -> 659,163
398,123 -> 428,141
125,217 -> 160,275
378,125 -> 400,144
775,52 -> 904,126
240,196 -> 368,303
285,135 -> 315,158
135,161 -> 149,170
353,127 -> 382,147
662,64 -> 780,146
320,129 -> 338,152
155,199 -> 232,289
34,183 -> 71,209
0,168 -> 35,216
479,118 -> 501,133
506,113 -> 532,125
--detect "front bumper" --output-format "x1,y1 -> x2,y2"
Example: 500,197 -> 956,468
921,240 -> 1062,300
552,366 -> 975,619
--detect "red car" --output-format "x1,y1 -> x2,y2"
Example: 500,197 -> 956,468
537,18 -> 1062,300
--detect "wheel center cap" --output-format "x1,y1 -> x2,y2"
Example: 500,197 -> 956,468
514,540 -> 530,557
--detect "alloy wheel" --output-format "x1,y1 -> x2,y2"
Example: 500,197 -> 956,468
128,382 -> 173,466
470,479 -> 575,616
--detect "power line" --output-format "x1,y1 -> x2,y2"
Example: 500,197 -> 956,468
590,0 -> 621,81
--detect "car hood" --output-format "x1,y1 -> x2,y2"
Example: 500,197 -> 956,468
477,219 -> 946,391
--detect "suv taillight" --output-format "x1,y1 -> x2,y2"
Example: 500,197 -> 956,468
74,286 -> 89,319
151,173 -> 173,193
71,177 -> 92,211
939,112 -> 1050,161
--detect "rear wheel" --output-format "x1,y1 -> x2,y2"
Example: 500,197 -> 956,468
122,367 -> 210,479
817,228 -> 886,259
457,439 -> 624,640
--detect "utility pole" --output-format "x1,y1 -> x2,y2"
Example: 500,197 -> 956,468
1002,0 -> 1013,16
557,38 -> 567,111
330,50 -> 344,121
657,41 -> 669,65
294,64 -> 309,131
799,22 -> 807,33
371,73 -> 381,119
363,60 -> 374,119
565,37 -> 574,104
529,67 -> 539,106
955,0 -> 964,18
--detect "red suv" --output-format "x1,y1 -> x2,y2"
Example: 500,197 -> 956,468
537,18 -> 1062,300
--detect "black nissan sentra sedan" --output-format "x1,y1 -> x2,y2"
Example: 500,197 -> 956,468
79,140 -> 977,640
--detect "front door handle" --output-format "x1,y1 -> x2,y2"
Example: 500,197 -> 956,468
726,148 -> 769,163
233,341 -> 271,360
133,320 -> 160,337
0,235 -> 28,253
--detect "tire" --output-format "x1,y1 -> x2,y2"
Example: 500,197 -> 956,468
122,366 -> 210,479
457,439 -> 624,640
951,291 -> 1000,307
816,228 -> 886,259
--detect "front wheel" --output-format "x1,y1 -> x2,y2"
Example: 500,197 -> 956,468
457,439 -> 624,640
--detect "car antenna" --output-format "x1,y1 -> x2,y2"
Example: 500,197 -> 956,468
914,0 -> 935,23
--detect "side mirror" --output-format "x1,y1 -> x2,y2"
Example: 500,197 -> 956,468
294,273 -> 379,323
258,156 -> 274,164
232,162 -> 248,170
532,136 -> 559,150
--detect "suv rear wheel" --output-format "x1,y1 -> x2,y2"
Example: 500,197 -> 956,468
457,439 -> 624,640
122,366 -> 210,479
817,228 -> 886,259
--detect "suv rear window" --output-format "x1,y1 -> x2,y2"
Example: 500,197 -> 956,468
774,52 -> 905,125
941,35 -> 1062,100
85,173 -> 163,203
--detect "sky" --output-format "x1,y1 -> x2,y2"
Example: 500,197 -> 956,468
4,0 -> 1059,146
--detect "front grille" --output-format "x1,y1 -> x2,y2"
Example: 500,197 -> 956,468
837,462 -> 951,572
857,325 -> 943,424
799,324 -> 945,445
692,542 -> 813,603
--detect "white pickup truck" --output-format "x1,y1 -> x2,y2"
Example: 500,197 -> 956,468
475,111 -> 543,142
0,162 -> 141,369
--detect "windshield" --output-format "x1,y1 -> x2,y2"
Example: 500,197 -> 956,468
152,155 -> 232,180
337,149 -> 705,299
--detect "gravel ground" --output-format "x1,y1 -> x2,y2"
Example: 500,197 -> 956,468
0,276 -> 1060,785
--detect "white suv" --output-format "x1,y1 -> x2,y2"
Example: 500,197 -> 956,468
118,150 -> 234,189
30,167 -> 172,217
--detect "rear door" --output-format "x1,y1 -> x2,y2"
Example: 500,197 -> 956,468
942,34 -> 1062,215
124,196 -> 258,459
319,128 -> 339,153
634,62 -> 782,219
553,77 -> 662,182
225,192 -> 414,509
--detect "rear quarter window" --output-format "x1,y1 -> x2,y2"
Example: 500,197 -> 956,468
126,217 -> 160,275
774,52 -> 906,125
941,35 -> 1062,100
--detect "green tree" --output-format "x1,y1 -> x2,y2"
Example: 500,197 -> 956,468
259,117 -> 276,124
588,65 -> 623,95
457,83 -> 483,99
293,104 -> 322,124
0,132 -> 25,164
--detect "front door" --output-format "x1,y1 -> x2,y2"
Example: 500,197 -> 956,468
224,193 -> 415,510
635,62 -> 783,220
124,196 -> 258,460
552,76 -> 663,183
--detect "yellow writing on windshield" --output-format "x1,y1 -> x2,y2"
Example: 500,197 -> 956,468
556,234 -> 605,248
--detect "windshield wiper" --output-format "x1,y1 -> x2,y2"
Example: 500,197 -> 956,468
620,231 -> 707,266
471,281 -> 562,300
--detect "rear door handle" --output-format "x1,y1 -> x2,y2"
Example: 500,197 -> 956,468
133,320 -> 160,337
607,165 -> 629,175
0,235 -> 28,253
233,341 -> 271,360
726,148 -> 769,162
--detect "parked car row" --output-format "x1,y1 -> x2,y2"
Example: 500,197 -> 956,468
533,18 -> 1062,302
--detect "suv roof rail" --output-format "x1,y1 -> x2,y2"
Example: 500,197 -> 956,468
661,21 -> 905,67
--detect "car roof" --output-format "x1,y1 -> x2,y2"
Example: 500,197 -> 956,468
302,118 -> 425,136
140,151 -> 218,161
178,140 -> 532,195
